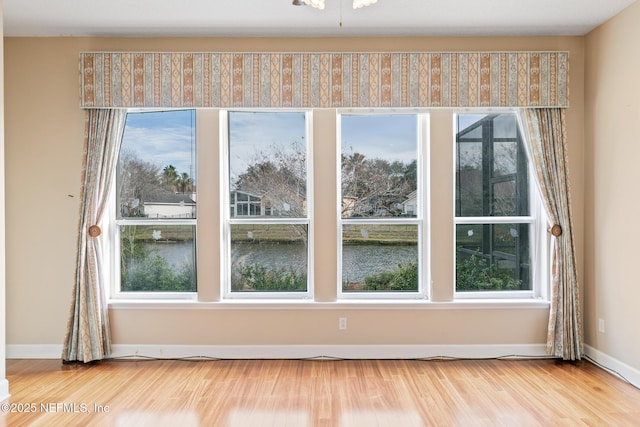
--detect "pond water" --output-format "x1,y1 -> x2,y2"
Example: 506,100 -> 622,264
342,244 -> 418,283
145,241 -> 195,269
146,241 -> 418,283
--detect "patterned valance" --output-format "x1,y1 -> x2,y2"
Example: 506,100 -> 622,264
80,51 -> 568,109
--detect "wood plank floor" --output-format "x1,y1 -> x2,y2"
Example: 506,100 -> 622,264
1,358 -> 639,426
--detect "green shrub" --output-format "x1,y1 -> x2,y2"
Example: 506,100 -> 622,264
234,263 -> 306,292
456,252 -> 521,291
122,255 -> 195,292
363,262 -> 418,291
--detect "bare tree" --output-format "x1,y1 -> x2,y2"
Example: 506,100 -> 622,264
341,151 -> 415,218
233,143 -> 416,219
235,142 -> 307,217
119,152 -> 194,217
118,150 -> 163,217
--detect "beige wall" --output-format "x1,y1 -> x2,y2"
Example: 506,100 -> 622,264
585,2 -> 640,370
4,36 -> 584,353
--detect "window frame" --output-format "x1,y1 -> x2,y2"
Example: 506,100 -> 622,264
220,109 -> 314,300
104,108 -> 549,305
336,110 -> 430,300
109,109 -> 198,301
453,110 -> 546,300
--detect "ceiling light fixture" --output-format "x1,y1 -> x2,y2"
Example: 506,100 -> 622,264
352,0 -> 377,9
300,0 -> 325,9
293,0 -> 378,10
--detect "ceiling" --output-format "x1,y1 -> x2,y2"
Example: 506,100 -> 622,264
3,0 -> 637,38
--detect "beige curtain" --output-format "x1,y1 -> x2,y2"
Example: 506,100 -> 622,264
62,109 -> 127,363
521,108 -> 582,360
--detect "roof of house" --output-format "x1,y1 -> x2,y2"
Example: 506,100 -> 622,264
403,190 -> 417,203
145,193 -> 196,205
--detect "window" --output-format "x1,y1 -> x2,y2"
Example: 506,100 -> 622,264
107,108 -> 544,303
338,113 -> 427,298
114,110 -> 197,297
222,111 -> 311,298
455,113 -> 535,296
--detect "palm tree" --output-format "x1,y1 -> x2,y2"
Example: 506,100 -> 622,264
176,172 -> 193,194
161,165 -> 179,192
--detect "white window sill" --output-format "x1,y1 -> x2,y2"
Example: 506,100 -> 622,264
108,298 -> 549,310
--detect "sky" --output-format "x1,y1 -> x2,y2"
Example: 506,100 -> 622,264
120,110 -> 423,186
340,114 -> 417,163
229,111 -> 420,185
228,111 -> 307,183
120,110 -> 196,181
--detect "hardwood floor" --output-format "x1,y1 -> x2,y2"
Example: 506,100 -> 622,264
1,358 -> 639,426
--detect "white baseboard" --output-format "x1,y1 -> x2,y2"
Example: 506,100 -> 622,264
7,343 -> 548,360
0,379 -> 10,402
6,345 -> 63,359
584,345 -> 640,389
7,344 -> 637,390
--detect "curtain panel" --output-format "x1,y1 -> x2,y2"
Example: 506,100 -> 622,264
80,51 -> 568,109
521,108 -> 582,361
63,109 -> 127,363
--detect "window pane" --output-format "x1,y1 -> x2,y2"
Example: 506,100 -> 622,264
457,115 -> 486,139
342,224 -> 418,292
341,115 -> 418,218
228,112 -> 307,218
492,180 -> 517,216
456,223 -> 530,291
455,113 -> 532,294
493,114 -> 518,138
118,110 -> 196,219
493,141 -> 518,177
456,141 -> 483,217
456,113 -> 528,217
230,224 -> 308,292
120,224 -> 196,292
456,223 -> 484,254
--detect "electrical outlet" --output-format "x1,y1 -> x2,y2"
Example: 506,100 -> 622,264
598,318 -> 605,333
339,317 -> 347,330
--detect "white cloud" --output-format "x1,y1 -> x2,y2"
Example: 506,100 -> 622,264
121,111 -> 196,180
341,114 -> 417,163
